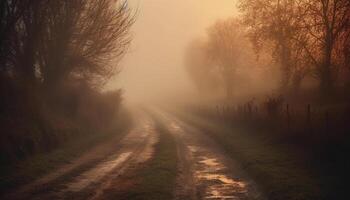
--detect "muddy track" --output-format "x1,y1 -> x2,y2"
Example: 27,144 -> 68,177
4,113 -> 158,200
4,110 -> 264,200
159,112 -> 265,200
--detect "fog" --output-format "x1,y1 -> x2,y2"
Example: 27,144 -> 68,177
2,1 -> 349,199
106,0 -> 238,103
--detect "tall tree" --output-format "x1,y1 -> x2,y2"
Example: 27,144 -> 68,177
0,0 -> 134,90
239,0 -> 302,90
37,0 -> 134,90
206,19 -> 249,99
0,0 -> 30,79
185,39 -> 221,94
297,0 -> 350,94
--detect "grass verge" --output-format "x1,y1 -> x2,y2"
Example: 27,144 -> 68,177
109,118 -> 178,200
176,111 -> 324,200
0,118 -> 131,196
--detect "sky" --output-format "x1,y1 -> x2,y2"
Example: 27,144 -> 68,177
107,0 -> 239,102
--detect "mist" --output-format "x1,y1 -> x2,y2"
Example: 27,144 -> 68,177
106,0 -> 239,103
1,1 -> 350,199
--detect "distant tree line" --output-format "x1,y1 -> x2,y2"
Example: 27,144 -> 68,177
185,19 -> 269,101
0,0 -> 134,163
186,0 -> 350,100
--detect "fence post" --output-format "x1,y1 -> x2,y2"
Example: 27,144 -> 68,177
306,104 -> 312,137
307,104 -> 311,123
286,104 -> 290,133
325,110 -> 329,136
248,103 -> 252,120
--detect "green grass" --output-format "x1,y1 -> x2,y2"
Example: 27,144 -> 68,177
116,119 -> 178,200
177,111 -> 324,200
0,124 -> 130,195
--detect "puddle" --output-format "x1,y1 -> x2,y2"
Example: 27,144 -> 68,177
136,132 -> 158,163
199,158 -> 220,167
171,122 -> 181,130
170,122 -> 184,137
66,152 -> 132,192
188,145 -> 199,153
164,114 -> 261,200
195,156 -> 247,199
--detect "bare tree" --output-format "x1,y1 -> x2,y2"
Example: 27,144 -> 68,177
239,0 -> 303,90
1,0 -> 133,88
185,39 -> 220,94
240,0 -> 350,95
297,0 -> 350,94
0,0 -> 134,118
37,0 -> 134,91
0,0 -> 30,79
206,19 -> 249,100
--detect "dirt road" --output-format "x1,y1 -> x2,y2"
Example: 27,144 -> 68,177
4,110 -> 264,200
3,112 -> 158,200
158,111 -> 264,200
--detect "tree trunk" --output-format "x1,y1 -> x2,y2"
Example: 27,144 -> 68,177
223,68 -> 234,101
320,31 -> 334,97
292,72 -> 303,95
18,41 -> 37,87
278,36 -> 291,91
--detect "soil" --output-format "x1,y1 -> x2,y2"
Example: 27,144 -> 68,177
3,111 -> 158,200
3,109 -> 265,200
159,111 -> 265,200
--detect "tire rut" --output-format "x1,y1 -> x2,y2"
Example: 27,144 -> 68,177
160,112 -> 264,200
5,113 -> 158,200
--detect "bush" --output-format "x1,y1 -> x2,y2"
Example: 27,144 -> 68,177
0,81 -> 123,165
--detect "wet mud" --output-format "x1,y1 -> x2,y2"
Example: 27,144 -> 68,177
5,113 -> 158,200
5,110 -> 263,200
164,113 -> 264,200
